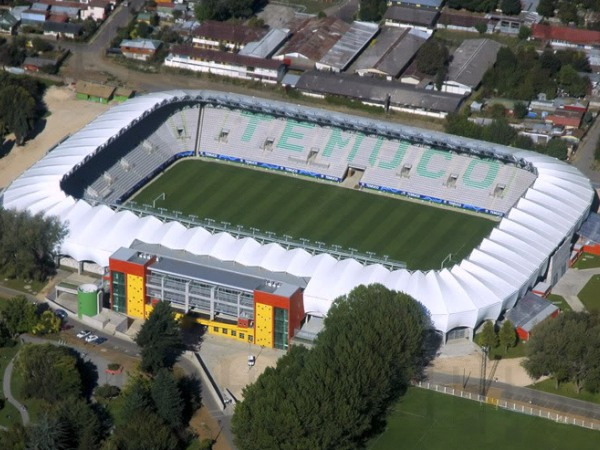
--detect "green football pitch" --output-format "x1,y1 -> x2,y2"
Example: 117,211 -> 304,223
369,388 -> 597,450
131,159 -> 497,270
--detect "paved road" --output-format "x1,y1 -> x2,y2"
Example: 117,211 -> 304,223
427,370 -> 600,422
2,357 -> 30,426
572,115 -> 600,185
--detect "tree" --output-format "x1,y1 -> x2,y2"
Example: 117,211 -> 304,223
0,209 -> 67,281
135,301 -> 185,374
513,101 -> 528,119
479,320 -> 498,350
0,85 -> 36,145
0,423 -> 27,450
544,139 -> 569,160
120,377 -> 152,421
0,320 -> 14,347
537,0 -> 556,17
94,384 -> 121,400
232,284 -> 430,450
358,0 -> 387,21
26,412 -> 69,450
151,369 -> 184,429
499,320 -> 517,353
31,310 -> 61,335
15,344 -> 82,403
501,0 -> 521,15
0,295 -> 37,337
108,412 -> 179,450
518,25 -> 531,40
557,64 -> 588,97
557,2 -> 578,24
474,22 -> 487,34
31,37 -> 52,54
53,398 -> 104,450
415,40 -> 449,76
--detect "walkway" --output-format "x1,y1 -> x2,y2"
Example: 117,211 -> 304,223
2,355 -> 30,426
551,266 -> 600,311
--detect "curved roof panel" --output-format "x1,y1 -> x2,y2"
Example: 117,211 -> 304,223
2,90 -> 593,334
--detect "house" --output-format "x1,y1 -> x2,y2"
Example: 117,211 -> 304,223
0,10 -> 19,35
443,38 -> 502,95
354,27 -> 429,80
295,71 -> 465,118
165,45 -> 286,84
120,38 -> 162,61
486,13 -> 522,35
273,16 -> 350,70
316,21 -> 379,73
545,109 -> 584,129
22,52 -> 66,72
113,87 -> 134,103
383,5 -> 439,31
75,80 -> 115,103
532,23 -> 600,50
505,292 -> 559,341
81,0 -> 110,21
43,21 -> 83,39
436,10 -> 490,33
191,21 -> 267,52
399,60 -> 434,87
21,9 -> 49,25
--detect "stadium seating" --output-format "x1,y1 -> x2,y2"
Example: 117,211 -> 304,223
198,107 -> 536,215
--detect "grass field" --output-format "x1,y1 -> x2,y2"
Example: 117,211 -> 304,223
574,253 -> 600,269
578,274 -> 600,312
369,388 -> 598,450
131,160 -> 497,270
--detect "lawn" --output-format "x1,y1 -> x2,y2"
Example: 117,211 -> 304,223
529,378 -> 600,405
369,388 -> 598,450
131,159 -> 496,270
473,333 -> 528,360
547,293 -> 572,312
272,0 -> 342,14
0,344 -> 22,428
574,253 -> 600,269
578,274 -> 600,312
10,350 -> 48,423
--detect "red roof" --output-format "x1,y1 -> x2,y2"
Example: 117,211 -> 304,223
192,21 -> 267,46
48,13 -> 68,23
546,110 -> 583,128
532,23 -> 600,46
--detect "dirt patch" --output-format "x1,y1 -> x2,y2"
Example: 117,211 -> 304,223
0,86 -> 109,189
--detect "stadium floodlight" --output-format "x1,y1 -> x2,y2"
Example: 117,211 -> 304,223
349,247 -> 358,255
250,227 -> 260,235
206,218 -> 215,225
283,234 -> 293,242
221,221 -> 231,229
316,241 -> 326,249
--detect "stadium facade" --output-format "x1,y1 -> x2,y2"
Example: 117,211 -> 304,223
1,90 -> 594,345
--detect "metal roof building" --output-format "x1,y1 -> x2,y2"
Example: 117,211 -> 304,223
444,38 -> 502,95
315,21 -> 379,73
1,90 -> 593,338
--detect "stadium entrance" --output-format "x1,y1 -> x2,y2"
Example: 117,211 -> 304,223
342,166 -> 365,188
446,327 -> 472,342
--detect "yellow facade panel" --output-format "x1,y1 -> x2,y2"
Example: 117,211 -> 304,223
254,303 -> 273,347
126,274 -> 145,319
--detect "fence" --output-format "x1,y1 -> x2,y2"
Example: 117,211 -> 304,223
414,381 -> 600,431
116,201 -> 407,270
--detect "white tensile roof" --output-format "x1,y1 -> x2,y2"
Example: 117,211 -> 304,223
2,90 -> 594,333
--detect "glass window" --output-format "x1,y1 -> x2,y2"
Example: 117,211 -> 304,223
213,327 -> 219,333
239,333 -> 245,339
231,330 -> 236,337
222,328 -> 228,335
249,336 -> 253,343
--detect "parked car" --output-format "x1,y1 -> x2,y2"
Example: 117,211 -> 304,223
247,355 -> 256,367
85,334 -> 99,343
94,337 -> 107,345
54,309 -> 68,319
77,330 -> 91,339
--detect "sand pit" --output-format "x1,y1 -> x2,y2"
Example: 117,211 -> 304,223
0,85 -> 109,189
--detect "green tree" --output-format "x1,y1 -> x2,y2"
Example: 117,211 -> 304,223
152,369 -> 184,429
0,320 -> 14,347
135,301 -> 185,374
120,377 -> 152,422
479,320 -> 498,350
501,0 -> 521,15
0,209 -> 67,282
0,423 -> 27,450
544,139 -> 569,160
557,64 -> 587,97
53,398 -> 104,450
557,2 -> 578,24
513,101 -> 528,119
232,284 -> 430,450
499,320 -> 517,353
0,295 -> 37,337
518,25 -> 531,40
27,412 -> 69,450
537,0 -> 556,17
474,22 -> 487,34
415,40 -> 449,76
15,344 -> 82,403
108,412 -> 179,450
31,310 -> 61,335
31,37 -> 52,54
0,85 -> 36,145
359,0 -> 387,21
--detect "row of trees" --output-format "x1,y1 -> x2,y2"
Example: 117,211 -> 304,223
194,0 -> 265,22
0,295 -> 62,341
445,113 -> 570,159
524,311 -> 600,393
447,0 -> 521,15
232,284 -> 433,450
479,319 -> 517,353
536,0 -> 600,24
0,208 -> 66,282
482,47 -> 591,101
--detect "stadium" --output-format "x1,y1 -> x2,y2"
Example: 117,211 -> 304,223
0,90 -> 594,348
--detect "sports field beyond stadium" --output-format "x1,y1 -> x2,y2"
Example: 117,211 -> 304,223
369,388 -> 597,450
132,159 -> 496,270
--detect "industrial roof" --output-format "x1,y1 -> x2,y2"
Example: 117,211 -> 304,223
317,21 -> 379,72
275,16 -> 350,62
354,27 -> 429,77
505,292 -> 558,333
532,23 -> 600,46
169,45 -> 284,70
1,90 -> 593,334
447,38 -> 502,89
579,212 -> 600,244
120,38 -> 162,51
384,5 -> 439,27
392,0 -> 443,8
192,21 -> 266,46
296,71 -> 464,112
239,28 -> 290,59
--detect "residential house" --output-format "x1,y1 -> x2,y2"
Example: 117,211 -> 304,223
43,21 -> 82,39
81,0 -> 111,21
75,80 -> 115,103
120,38 -> 162,61
0,10 -> 19,35
545,109 -> 584,129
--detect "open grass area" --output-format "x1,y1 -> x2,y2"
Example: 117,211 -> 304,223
473,333 -> 528,360
369,387 -> 598,450
10,350 -> 48,423
272,0 -> 343,14
131,159 -> 496,270
0,344 -> 22,428
529,378 -> 600,405
547,293 -> 572,312
574,253 -> 600,269
578,274 -> 600,312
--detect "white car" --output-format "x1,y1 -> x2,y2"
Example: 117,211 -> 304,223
85,334 -> 99,343
77,330 -> 91,339
247,355 -> 256,367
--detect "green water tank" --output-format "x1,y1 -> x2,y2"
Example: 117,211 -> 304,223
78,284 -> 99,318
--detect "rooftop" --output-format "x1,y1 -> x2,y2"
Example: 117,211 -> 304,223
532,23 -> 600,46
238,28 -> 290,59
169,45 -> 284,70
447,38 -> 502,88
505,292 -> 558,333
317,21 -> 379,72
384,4 -> 439,27
391,0 -> 443,8
75,80 -> 115,99
192,21 -> 267,46
120,38 -> 162,51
